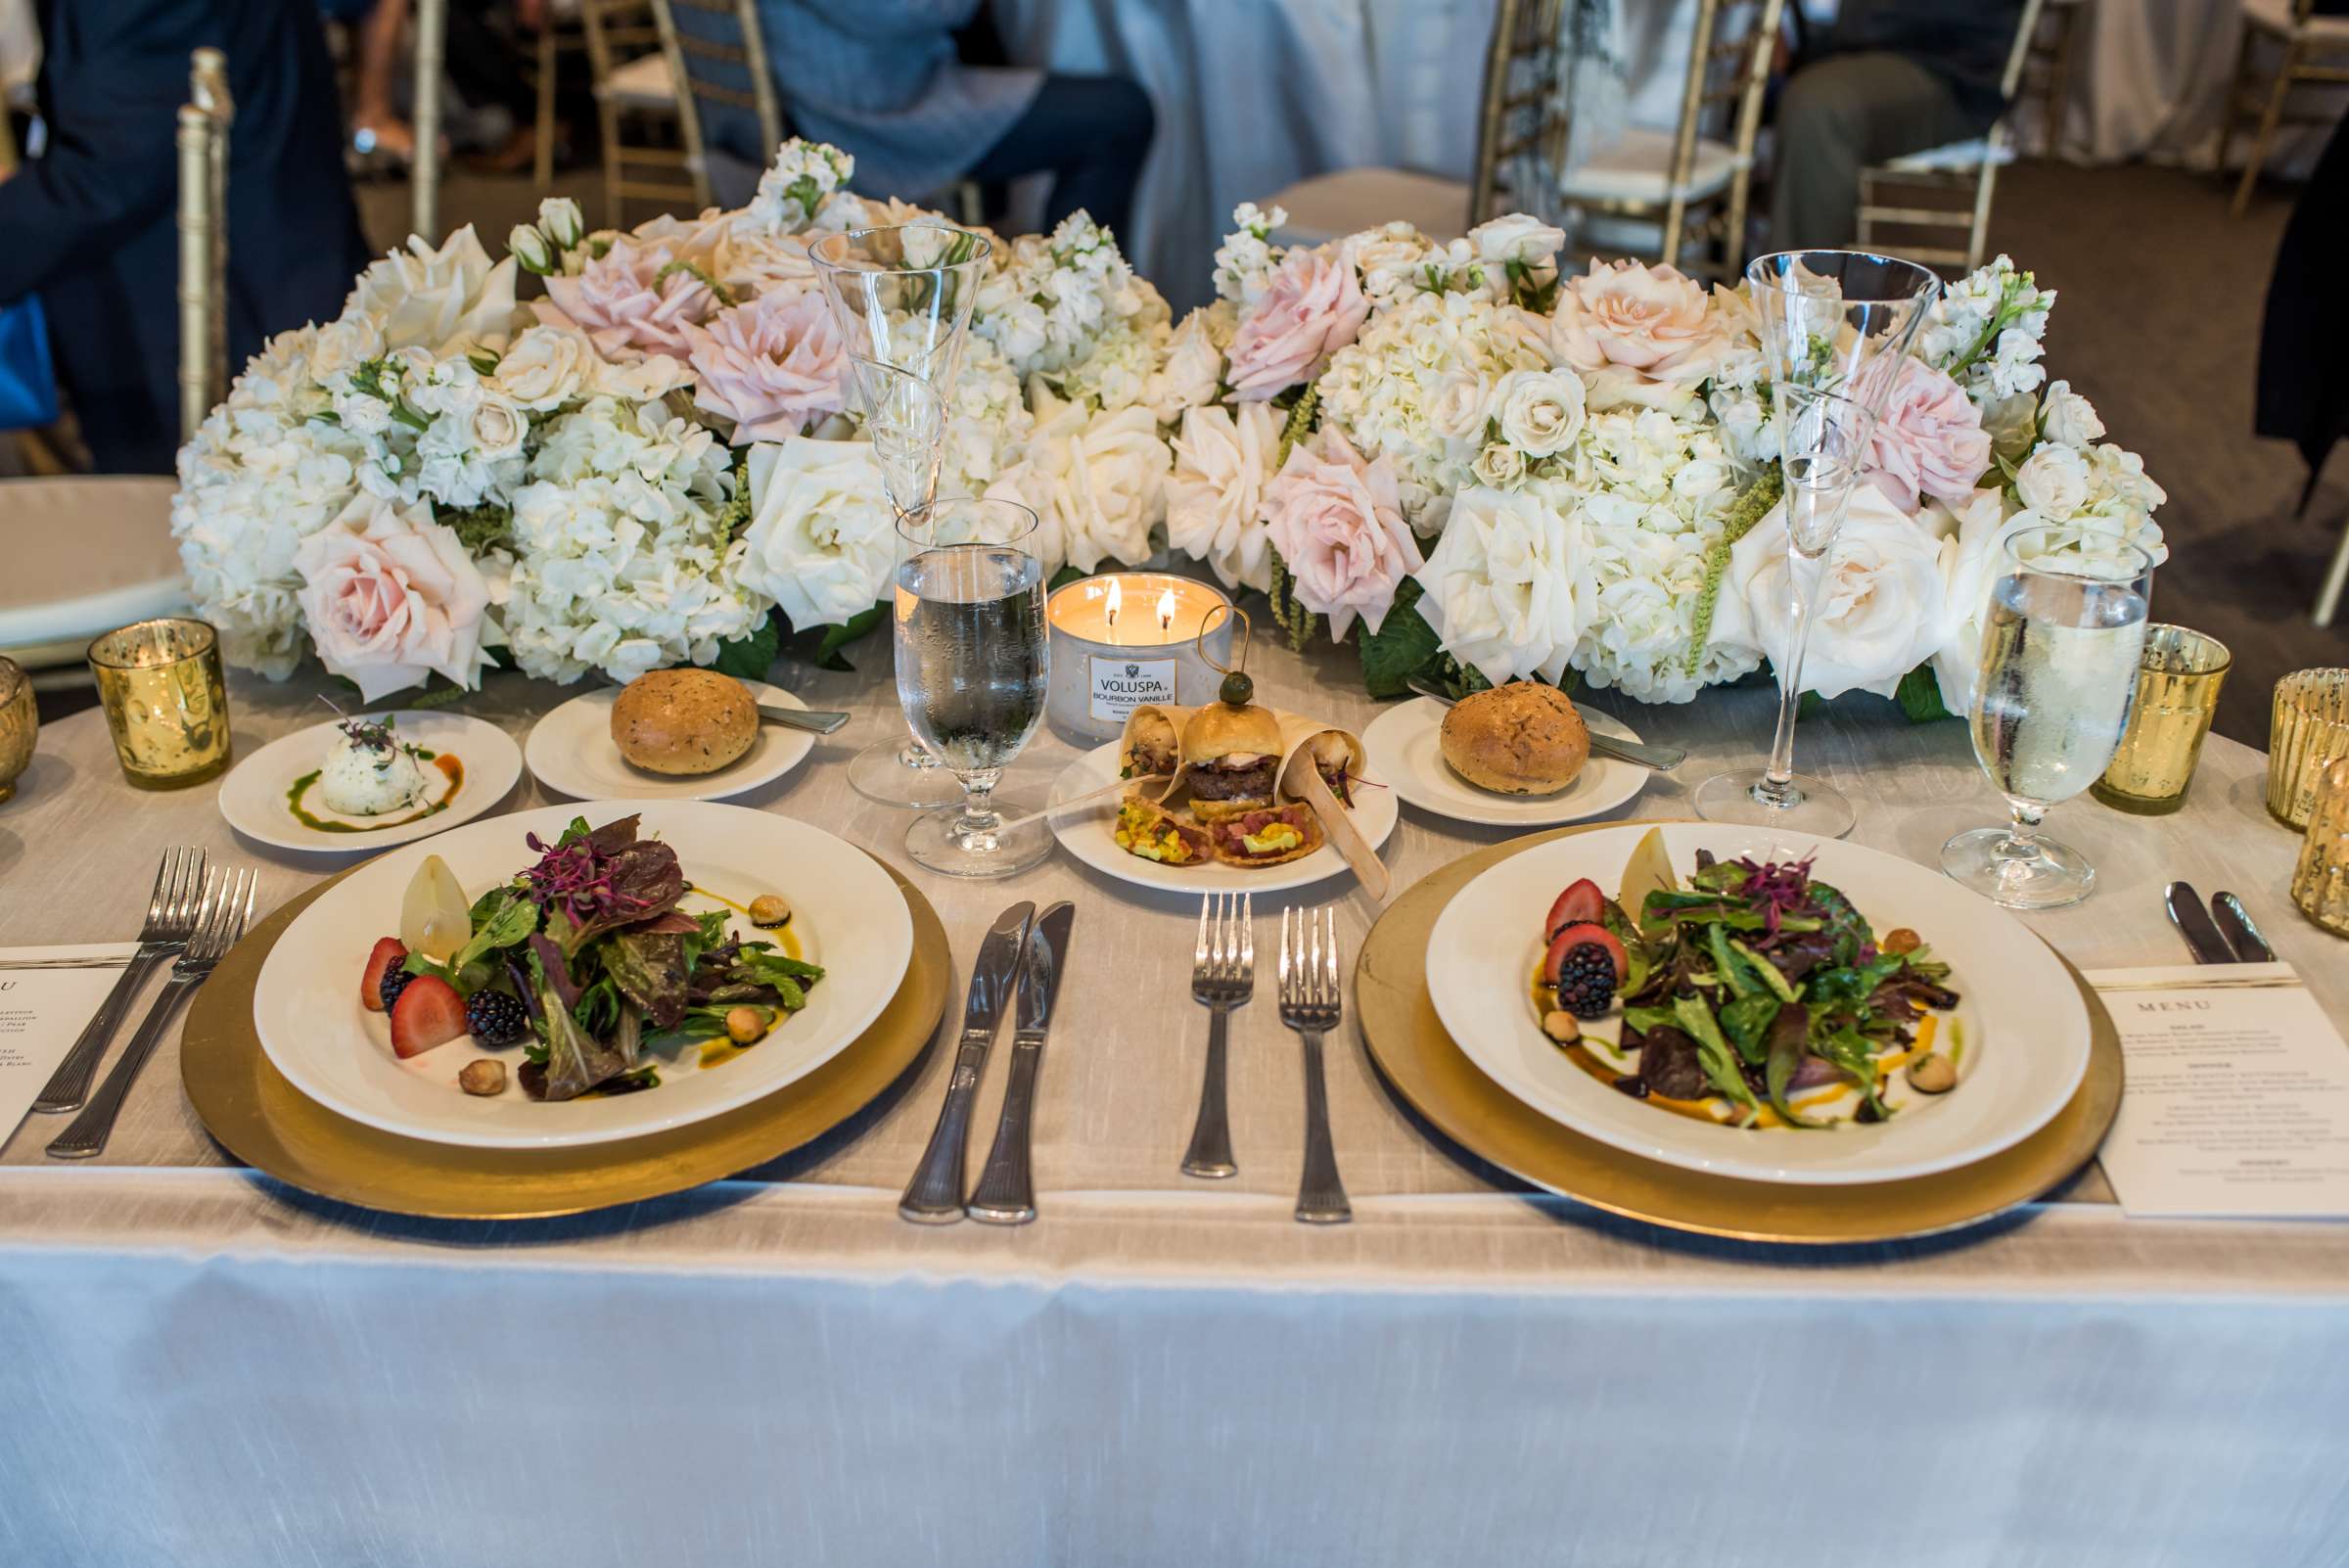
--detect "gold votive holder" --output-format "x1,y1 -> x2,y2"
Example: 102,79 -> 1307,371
0,656 -> 34,804
88,618 -> 232,790
2268,668 -> 2349,829
2290,757 -> 2349,938
2090,623 -> 2231,815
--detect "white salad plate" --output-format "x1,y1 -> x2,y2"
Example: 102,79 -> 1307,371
1047,739 -> 1399,896
1424,822 -> 2091,1186
219,712 -> 523,853
1362,696 -> 1651,828
526,682 -> 816,803
253,800 -> 914,1150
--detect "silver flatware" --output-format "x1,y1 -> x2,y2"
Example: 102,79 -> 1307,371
2212,893 -> 2276,963
758,702 -> 851,736
33,846 -> 207,1114
899,901 -> 1034,1223
1278,905 -> 1350,1224
1179,892 -> 1253,1179
48,868 -> 254,1160
2164,881 -> 2234,965
0,957 -> 135,973
1405,678 -> 1685,771
967,900 -> 1075,1224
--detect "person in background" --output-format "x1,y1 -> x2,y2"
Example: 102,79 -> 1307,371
0,0 -> 369,474
1770,0 -> 2027,250
753,0 -> 1153,237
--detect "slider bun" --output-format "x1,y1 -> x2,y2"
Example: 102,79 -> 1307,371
610,669 -> 758,776
1180,702 -> 1282,765
1438,682 -> 1589,796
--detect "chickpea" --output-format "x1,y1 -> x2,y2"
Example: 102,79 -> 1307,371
458,1060 -> 507,1096
749,895 -> 793,929
1907,1052 -> 1958,1094
1882,928 -> 1922,956
1542,1010 -> 1582,1044
724,1006 -> 769,1045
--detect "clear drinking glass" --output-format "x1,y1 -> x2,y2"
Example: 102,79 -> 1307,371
894,498 -> 1054,878
810,224 -> 993,809
1943,526 -> 2156,909
1694,249 -> 1942,839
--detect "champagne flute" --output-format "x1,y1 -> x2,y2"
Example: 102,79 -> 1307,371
810,224 -> 993,808
894,498 -> 1055,878
1694,249 -> 1941,839
1943,525 -> 2155,909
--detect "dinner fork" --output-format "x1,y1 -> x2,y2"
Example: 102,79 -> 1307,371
1181,892 -> 1253,1179
33,846 -> 207,1114
47,868 -> 255,1161
1278,905 -> 1351,1224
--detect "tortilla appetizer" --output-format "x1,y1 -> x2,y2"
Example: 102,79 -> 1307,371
1112,797 -> 1213,867
1206,804 -> 1325,867
1118,703 -> 1191,789
1275,715 -> 1366,809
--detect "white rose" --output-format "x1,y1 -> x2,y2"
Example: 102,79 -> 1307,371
2039,380 -> 2103,447
1146,309 -> 1226,424
1427,374 -> 1494,443
469,393 -> 528,461
348,225 -> 521,355
736,437 -> 897,628
1494,368 -> 1587,457
1926,488 -> 2014,714
538,197 -> 585,250
1712,484 -> 1949,701
488,324 -> 595,411
1469,442 -> 1525,488
1468,213 -> 1566,268
1411,484 -> 1583,686
1165,402 -> 1279,593
1018,392 -> 1170,575
2013,441 -> 2090,518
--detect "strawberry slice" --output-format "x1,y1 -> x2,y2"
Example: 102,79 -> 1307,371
1544,878 -> 1606,941
389,975 -> 468,1059
360,937 -> 408,1013
1543,922 -> 1628,987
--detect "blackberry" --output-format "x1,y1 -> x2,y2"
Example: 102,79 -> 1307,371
466,990 -> 531,1047
1553,943 -> 1618,1020
378,965 -> 413,1013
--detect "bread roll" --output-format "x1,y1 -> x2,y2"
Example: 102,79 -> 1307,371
1438,682 -> 1589,796
610,669 -> 758,776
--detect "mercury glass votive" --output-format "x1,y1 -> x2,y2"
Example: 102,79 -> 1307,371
1042,574 -> 1234,744
0,656 -> 34,804
2090,624 -> 2231,815
2290,757 -> 2349,938
88,618 -> 232,789
2267,668 -> 2349,830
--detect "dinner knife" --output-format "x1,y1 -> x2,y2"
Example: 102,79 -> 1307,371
757,702 -> 851,736
2164,881 -> 2235,964
1405,677 -> 1686,771
2211,892 -> 2277,963
966,900 -> 1075,1225
899,901 -> 1034,1223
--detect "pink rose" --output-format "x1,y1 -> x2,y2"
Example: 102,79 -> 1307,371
1548,258 -> 1726,410
1865,359 -> 1994,513
294,493 -> 498,701
1224,248 -> 1370,401
681,290 -> 850,443
534,238 -> 714,365
1262,426 -> 1423,641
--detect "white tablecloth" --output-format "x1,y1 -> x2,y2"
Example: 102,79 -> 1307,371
2045,0 -> 2340,171
3,623 -> 2348,1564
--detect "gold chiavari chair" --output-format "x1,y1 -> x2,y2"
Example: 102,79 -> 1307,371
650,0 -> 780,206
2221,0 -> 2349,217
179,48 -> 232,443
412,0 -> 443,240
1554,0 -> 1782,280
2022,0 -> 2089,158
1855,0 -> 2045,277
583,0 -> 698,227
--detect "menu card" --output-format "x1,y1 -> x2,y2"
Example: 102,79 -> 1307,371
2091,963 -> 2349,1219
0,945 -> 140,1140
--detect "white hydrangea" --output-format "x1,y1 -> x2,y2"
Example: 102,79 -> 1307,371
1212,203 -> 1285,306
1058,317 -> 1168,414
501,397 -> 768,683
739,138 -> 855,237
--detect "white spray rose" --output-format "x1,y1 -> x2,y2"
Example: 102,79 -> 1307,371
2039,380 -> 2104,447
2013,441 -> 2091,518
1494,368 -> 1588,458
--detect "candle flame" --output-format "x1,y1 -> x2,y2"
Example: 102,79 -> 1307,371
1104,576 -> 1121,628
1156,586 -> 1177,632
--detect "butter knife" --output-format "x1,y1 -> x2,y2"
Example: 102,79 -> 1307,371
1405,678 -> 1685,771
2164,881 -> 2234,964
967,900 -> 1075,1225
2211,892 -> 2276,963
758,702 -> 851,736
899,901 -> 1034,1223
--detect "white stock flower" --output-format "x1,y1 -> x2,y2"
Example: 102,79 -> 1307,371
1494,368 -> 1587,457
1213,202 -> 1286,305
348,226 -> 522,355
736,437 -> 897,629
1411,484 -> 1584,685
1165,401 -> 1281,594
740,138 -> 855,235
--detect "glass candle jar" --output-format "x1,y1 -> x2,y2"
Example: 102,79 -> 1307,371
88,619 -> 232,789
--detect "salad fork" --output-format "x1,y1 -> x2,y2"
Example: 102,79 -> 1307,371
47,868 -> 255,1161
1278,905 -> 1350,1224
33,846 -> 207,1114
1181,892 -> 1252,1179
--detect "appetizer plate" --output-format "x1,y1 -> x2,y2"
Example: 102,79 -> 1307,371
252,800 -> 914,1150
526,681 -> 814,803
1048,740 -> 1399,895
1425,822 -> 2091,1186
219,712 -> 523,853
1363,696 -> 1650,827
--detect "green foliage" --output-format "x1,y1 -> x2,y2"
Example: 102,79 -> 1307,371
1275,384 -> 1320,462
1683,468 -> 1782,676
1895,664 -> 1955,723
809,604 -> 886,670
1356,577 -> 1441,697
439,503 -> 513,557
712,612 -> 781,681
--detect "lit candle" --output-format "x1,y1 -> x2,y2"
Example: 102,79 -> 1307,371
1043,573 -> 1235,743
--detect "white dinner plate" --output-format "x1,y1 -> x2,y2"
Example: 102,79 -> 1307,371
219,713 -> 523,853
1362,696 -> 1651,827
526,681 -> 814,802
1048,738 -> 1399,896
253,800 -> 914,1149
1425,822 -> 2091,1186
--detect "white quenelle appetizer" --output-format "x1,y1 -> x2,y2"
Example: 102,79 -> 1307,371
319,716 -> 432,817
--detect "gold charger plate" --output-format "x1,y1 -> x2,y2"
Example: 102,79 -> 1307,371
1357,822 -> 2125,1244
181,857 -> 950,1220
